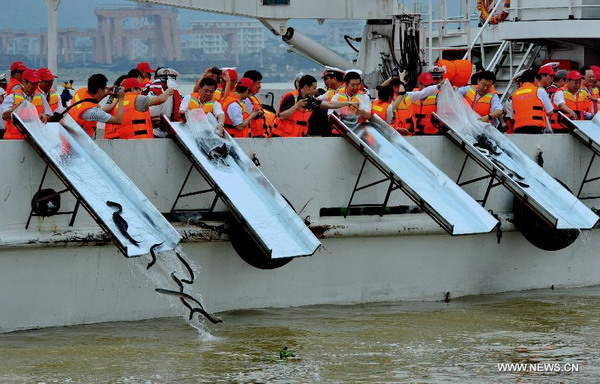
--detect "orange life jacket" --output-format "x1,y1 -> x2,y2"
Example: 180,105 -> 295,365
334,92 -> 367,135
413,91 -> 438,135
247,94 -> 271,137
68,88 -> 100,137
6,78 -> 22,95
46,89 -> 59,112
114,93 -> 153,139
552,88 -> 587,131
371,99 -> 390,121
512,82 -> 547,130
4,88 -> 45,140
392,95 -> 414,134
463,86 -> 493,116
188,92 -> 217,115
278,89 -> 299,112
213,88 -> 224,102
222,93 -> 249,138
272,94 -> 312,137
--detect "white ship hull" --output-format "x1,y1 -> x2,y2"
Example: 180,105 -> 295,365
1,135 -> 600,333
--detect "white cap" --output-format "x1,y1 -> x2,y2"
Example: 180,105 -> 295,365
0,88 -> 5,97
541,62 -> 560,71
345,68 -> 363,77
323,66 -> 345,74
512,69 -> 526,81
294,72 -> 305,81
156,67 -> 180,78
0,73 -> 6,83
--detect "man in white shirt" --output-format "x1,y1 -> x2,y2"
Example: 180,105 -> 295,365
328,70 -> 371,120
180,77 -> 225,136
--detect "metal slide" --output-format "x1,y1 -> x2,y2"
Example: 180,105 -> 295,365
163,110 -> 320,259
13,102 -> 181,257
330,113 -> 499,236
434,83 -> 598,230
559,111 -> 600,199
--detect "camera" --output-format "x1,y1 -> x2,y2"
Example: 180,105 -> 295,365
113,86 -> 123,96
391,67 -> 400,77
210,67 -> 223,76
304,97 -> 320,110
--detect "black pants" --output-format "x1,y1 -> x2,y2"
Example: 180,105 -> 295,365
513,126 -> 543,134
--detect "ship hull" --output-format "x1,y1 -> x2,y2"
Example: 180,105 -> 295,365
1,135 -> 599,332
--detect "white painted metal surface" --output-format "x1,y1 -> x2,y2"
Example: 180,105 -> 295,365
165,110 -> 320,259
330,113 -> 498,235
12,102 -> 181,257
436,83 -> 599,230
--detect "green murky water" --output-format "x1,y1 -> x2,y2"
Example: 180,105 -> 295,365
1,286 -> 600,383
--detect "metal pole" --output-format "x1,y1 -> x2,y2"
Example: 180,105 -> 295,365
428,0 -> 433,66
45,0 -> 61,74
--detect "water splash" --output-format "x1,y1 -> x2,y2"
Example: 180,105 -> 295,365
128,245 -> 221,337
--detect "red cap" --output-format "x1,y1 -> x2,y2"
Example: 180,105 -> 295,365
591,65 -> 600,79
22,69 -> 41,83
38,68 -> 57,81
135,62 -> 154,74
122,77 -> 143,90
226,68 -> 238,82
538,66 -> 556,76
418,72 -> 434,86
566,70 -> 583,80
237,77 -> 254,89
10,61 -> 27,72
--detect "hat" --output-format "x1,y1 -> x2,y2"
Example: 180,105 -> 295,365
10,61 -> 27,72
135,62 -> 154,74
294,72 -> 305,82
418,72 -> 434,86
156,67 -> 180,78
429,65 -> 446,79
591,65 -> 600,79
237,77 -> 254,89
322,66 -> 345,78
224,68 -> 238,81
512,69 -> 526,82
22,69 -> 41,83
0,73 -> 6,83
566,70 -> 583,80
538,65 -> 556,76
38,68 -> 57,81
122,77 -> 143,90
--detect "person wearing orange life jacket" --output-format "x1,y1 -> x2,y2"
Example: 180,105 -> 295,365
6,61 -> 27,95
318,67 -> 345,102
107,77 -> 174,139
135,62 -> 155,90
412,72 -> 440,135
553,70 -> 593,131
457,71 -> 503,124
1,69 -> 52,140
277,72 -> 304,112
243,70 -> 274,137
275,74 -> 358,137
386,71 -> 439,135
146,67 -> 183,137
222,77 -> 261,138
511,69 -> 554,134
213,68 -> 237,102
328,70 -> 371,121
536,64 -> 562,130
371,85 -> 394,122
69,74 -> 125,138
580,66 -> 599,115
37,68 -> 60,113
180,77 -> 226,137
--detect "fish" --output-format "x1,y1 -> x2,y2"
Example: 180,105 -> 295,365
176,252 -> 195,284
146,241 -> 164,270
155,288 -> 222,324
106,200 -> 139,246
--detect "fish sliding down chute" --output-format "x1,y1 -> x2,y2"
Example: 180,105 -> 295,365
12,101 -> 181,256
163,109 -> 320,260
434,82 -> 598,230
329,113 -> 499,235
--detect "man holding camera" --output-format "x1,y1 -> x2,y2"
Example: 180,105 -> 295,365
273,75 -> 358,137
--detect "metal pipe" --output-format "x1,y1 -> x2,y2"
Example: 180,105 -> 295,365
45,0 -> 61,74
282,27 -> 353,70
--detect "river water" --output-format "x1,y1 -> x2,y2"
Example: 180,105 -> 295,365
1,286 -> 599,383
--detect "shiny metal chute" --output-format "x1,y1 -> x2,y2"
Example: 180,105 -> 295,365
164,109 -> 320,259
330,113 -> 499,236
435,83 -> 598,230
559,111 -> 600,154
12,102 -> 181,257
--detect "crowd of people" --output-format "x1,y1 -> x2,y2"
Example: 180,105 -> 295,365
0,59 -> 598,140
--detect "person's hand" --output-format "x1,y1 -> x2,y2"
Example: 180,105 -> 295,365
39,114 -> 48,124
348,102 -> 359,110
2,109 -> 11,121
116,88 -> 125,100
215,122 -> 225,137
249,110 -> 260,119
398,70 -> 407,83
222,71 -> 230,83
569,111 -> 578,120
164,87 -> 175,96
296,99 -> 308,109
